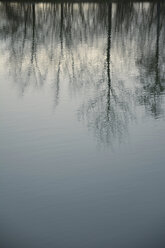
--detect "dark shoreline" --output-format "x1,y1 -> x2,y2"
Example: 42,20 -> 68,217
0,0 -> 163,3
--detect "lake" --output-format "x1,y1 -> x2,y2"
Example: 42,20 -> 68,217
0,1 -> 165,247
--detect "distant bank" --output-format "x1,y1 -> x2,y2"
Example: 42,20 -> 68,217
0,0 -> 163,3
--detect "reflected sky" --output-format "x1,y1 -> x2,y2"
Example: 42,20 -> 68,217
0,2 -> 165,248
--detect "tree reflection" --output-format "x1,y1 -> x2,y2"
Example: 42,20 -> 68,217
0,1 -> 165,145
136,2 -> 165,118
78,3 -> 134,145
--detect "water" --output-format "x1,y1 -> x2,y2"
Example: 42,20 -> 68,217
0,2 -> 165,247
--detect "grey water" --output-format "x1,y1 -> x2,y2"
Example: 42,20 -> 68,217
0,1 -> 165,247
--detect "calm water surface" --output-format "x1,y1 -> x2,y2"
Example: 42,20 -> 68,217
0,2 -> 165,247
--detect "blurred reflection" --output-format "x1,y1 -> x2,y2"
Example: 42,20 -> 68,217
78,3 -> 134,145
136,2 -> 165,118
0,1 -> 165,144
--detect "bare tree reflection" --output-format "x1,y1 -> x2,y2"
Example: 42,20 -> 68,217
136,2 -> 165,118
0,1 -> 165,145
78,3 -> 134,145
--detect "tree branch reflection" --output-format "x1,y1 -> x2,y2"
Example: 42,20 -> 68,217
0,1 -> 165,145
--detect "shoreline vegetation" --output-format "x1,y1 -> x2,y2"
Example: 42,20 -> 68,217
0,0 -> 163,3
